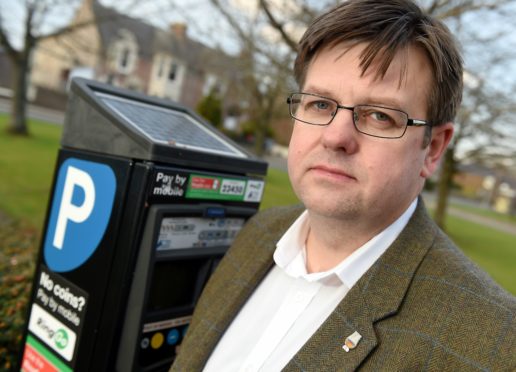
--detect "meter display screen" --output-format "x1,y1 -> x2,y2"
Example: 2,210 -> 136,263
147,259 -> 207,312
157,217 -> 245,251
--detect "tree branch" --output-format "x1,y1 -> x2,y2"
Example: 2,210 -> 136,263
428,0 -> 514,20
0,24 -> 20,60
258,0 -> 297,52
0,4 -> 23,59
208,0 -> 291,72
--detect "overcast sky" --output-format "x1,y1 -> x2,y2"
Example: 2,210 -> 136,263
1,0 -> 515,81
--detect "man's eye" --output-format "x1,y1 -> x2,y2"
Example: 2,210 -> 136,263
307,100 -> 331,111
371,111 -> 391,122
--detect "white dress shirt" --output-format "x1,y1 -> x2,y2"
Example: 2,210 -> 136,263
204,199 -> 417,372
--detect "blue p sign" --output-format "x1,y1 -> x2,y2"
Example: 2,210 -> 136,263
44,158 -> 117,272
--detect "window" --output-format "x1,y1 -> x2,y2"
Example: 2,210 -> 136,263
112,29 -> 138,74
119,47 -> 130,69
169,62 -> 178,81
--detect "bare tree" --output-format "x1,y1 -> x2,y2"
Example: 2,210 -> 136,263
426,0 -> 516,228
0,0 -> 139,135
205,0 -> 296,155
434,76 -> 516,228
158,0 -> 340,155
0,1 -> 83,134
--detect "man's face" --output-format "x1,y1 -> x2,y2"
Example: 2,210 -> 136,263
288,43 -> 448,229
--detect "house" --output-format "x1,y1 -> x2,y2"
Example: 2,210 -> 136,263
454,163 -> 516,215
30,0 -> 243,125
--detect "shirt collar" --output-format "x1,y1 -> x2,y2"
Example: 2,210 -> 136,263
274,198 -> 418,287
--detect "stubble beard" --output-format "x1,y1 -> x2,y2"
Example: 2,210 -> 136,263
296,185 -> 364,222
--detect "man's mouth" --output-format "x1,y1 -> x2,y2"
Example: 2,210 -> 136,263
309,165 -> 356,181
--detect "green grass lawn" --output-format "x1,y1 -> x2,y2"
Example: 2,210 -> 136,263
446,215 -> 516,292
0,115 -> 514,295
260,167 -> 299,209
0,115 -> 61,227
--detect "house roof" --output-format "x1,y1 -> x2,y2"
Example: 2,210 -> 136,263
457,163 -> 496,177
92,1 -> 156,58
458,163 -> 516,187
91,0 -> 236,75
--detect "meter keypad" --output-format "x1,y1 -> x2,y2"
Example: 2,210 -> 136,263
139,323 -> 189,366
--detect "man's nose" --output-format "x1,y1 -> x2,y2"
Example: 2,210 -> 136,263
320,108 -> 359,153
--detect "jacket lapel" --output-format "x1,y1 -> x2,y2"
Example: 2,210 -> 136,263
284,199 -> 439,371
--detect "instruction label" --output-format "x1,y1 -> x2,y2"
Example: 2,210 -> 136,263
186,174 -> 264,202
26,266 -> 88,366
150,170 -> 265,203
151,171 -> 189,198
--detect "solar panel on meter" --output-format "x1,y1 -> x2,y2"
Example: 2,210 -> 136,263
97,93 -> 246,158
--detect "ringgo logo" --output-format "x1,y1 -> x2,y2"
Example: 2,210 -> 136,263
28,303 -> 77,361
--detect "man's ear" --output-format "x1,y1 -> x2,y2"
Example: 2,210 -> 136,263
421,122 -> 454,178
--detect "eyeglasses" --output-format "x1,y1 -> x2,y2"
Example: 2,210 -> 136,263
286,92 -> 429,139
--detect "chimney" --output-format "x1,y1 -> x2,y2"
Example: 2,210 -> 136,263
170,23 -> 187,39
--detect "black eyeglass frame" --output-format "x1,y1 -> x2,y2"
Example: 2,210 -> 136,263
286,92 -> 430,139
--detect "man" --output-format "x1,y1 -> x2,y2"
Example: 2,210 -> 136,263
171,0 -> 515,370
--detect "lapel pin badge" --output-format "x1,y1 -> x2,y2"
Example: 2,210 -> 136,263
342,331 -> 362,352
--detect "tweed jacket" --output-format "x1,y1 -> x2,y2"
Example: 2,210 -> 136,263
171,200 -> 516,371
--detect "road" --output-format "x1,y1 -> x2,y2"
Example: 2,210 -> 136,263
0,98 -> 64,125
422,193 -> 516,236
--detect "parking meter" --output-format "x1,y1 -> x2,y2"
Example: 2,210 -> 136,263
19,78 -> 267,371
